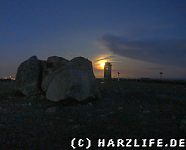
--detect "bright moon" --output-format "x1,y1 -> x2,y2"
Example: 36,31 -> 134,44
98,60 -> 107,70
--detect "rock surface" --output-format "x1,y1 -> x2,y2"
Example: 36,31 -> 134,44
46,56 -> 69,73
16,56 -> 42,96
41,56 -> 69,92
46,57 -> 99,102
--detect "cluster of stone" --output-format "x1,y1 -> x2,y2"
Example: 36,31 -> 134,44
16,56 -> 99,102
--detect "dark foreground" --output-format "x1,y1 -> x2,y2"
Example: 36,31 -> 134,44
0,79 -> 186,149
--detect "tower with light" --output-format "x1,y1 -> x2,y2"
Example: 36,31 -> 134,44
104,62 -> 112,80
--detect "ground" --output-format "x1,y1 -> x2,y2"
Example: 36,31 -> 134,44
0,79 -> 186,149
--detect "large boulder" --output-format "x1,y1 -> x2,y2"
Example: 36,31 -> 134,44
46,57 -> 99,102
46,56 -> 69,73
41,56 -> 69,92
16,56 -> 42,96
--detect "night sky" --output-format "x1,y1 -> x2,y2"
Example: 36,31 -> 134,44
1,0 -> 186,79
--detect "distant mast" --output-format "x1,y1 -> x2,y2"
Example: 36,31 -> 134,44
104,62 -> 112,80
160,72 -> 163,79
117,72 -> 120,81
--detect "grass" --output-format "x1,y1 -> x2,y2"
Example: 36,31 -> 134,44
0,79 -> 186,149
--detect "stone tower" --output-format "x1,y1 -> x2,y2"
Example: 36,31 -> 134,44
104,62 -> 112,80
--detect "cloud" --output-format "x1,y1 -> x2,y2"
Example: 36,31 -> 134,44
101,34 -> 186,67
95,55 -> 115,62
